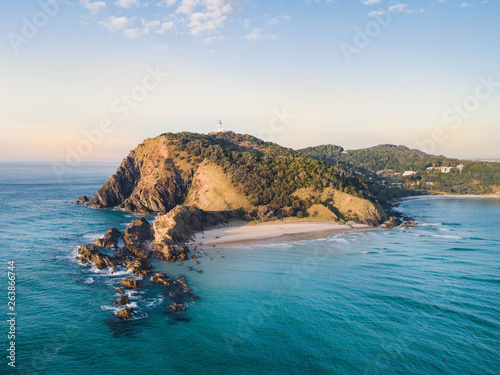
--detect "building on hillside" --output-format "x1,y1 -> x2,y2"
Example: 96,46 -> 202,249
403,171 -> 417,176
217,119 -> 225,132
439,166 -> 452,173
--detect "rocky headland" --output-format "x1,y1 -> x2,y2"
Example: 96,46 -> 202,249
75,131 -> 395,320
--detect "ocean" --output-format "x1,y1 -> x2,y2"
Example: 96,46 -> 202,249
0,163 -> 499,375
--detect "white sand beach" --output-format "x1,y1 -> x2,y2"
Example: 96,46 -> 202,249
188,221 -> 371,247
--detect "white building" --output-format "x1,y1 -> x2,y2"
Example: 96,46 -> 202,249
217,119 -> 225,132
439,166 -> 452,173
403,171 -> 417,176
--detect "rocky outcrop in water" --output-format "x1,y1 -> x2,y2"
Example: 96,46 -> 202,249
74,196 -> 89,205
115,295 -> 130,306
151,273 -> 171,285
117,307 -> 134,320
123,218 -> 153,259
94,227 -> 121,248
76,245 -> 118,271
121,278 -> 142,289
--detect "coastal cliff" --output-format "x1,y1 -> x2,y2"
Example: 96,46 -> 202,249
84,131 -> 388,226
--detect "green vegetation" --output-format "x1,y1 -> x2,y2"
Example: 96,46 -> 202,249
300,144 -> 500,204
161,131 -> 373,215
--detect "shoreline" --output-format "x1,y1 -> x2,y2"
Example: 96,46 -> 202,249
188,221 -> 372,248
394,194 -> 500,203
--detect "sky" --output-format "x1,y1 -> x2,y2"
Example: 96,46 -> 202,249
0,0 -> 499,163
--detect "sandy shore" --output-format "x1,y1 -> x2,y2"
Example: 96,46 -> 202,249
395,194 -> 500,202
188,221 -> 371,247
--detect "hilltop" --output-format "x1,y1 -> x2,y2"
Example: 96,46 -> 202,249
85,131 -> 388,226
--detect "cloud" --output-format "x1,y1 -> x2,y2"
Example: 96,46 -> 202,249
245,28 -> 277,40
123,19 -> 172,38
202,35 -> 225,44
158,0 -> 177,5
361,0 -> 381,4
123,28 -> 142,38
115,0 -> 141,8
368,10 -> 384,17
99,16 -> 133,31
157,21 -> 176,34
80,0 -> 106,14
461,2 -> 472,8
141,19 -> 161,34
83,0 -> 245,41
177,0 -> 235,36
388,3 -> 408,13
267,14 -> 291,26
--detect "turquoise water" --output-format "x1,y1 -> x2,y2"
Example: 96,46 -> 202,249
1,163 -> 499,375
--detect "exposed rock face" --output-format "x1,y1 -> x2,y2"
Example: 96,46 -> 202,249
121,278 -> 142,289
383,217 -> 400,230
123,218 -> 153,259
76,245 -> 117,271
152,205 -> 241,256
94,227 -> 121,248
151,273 -> 171,285
87,156 -> 141,209
86,140 -> 188,214
116,295 -> 130,306
122,258 -> 152,279
74,196 -> 89,205
117,307 -> 134,320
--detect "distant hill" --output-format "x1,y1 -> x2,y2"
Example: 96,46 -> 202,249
300,144 -> 500,204
85,132 -> 388,225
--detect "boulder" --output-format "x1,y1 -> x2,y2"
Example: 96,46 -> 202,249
123,218 -> 153,258
155,244 -> 190,262
121,278 -> 142,289
76,245 -> 117,271
116,295 -> 130,306
151,273 -> 171,285
94,227 -> 122,248
122,258 -> 152,278
74,196 -> 89,205
117,307 -> 134,320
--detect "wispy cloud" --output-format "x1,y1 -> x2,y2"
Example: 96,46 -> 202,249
115,0 -> 141,8
80,0 -> 106,15
245,28 -> 277,41
267,14 -> 291,26
388,3 -> 408,13
99,16 -> 134,32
